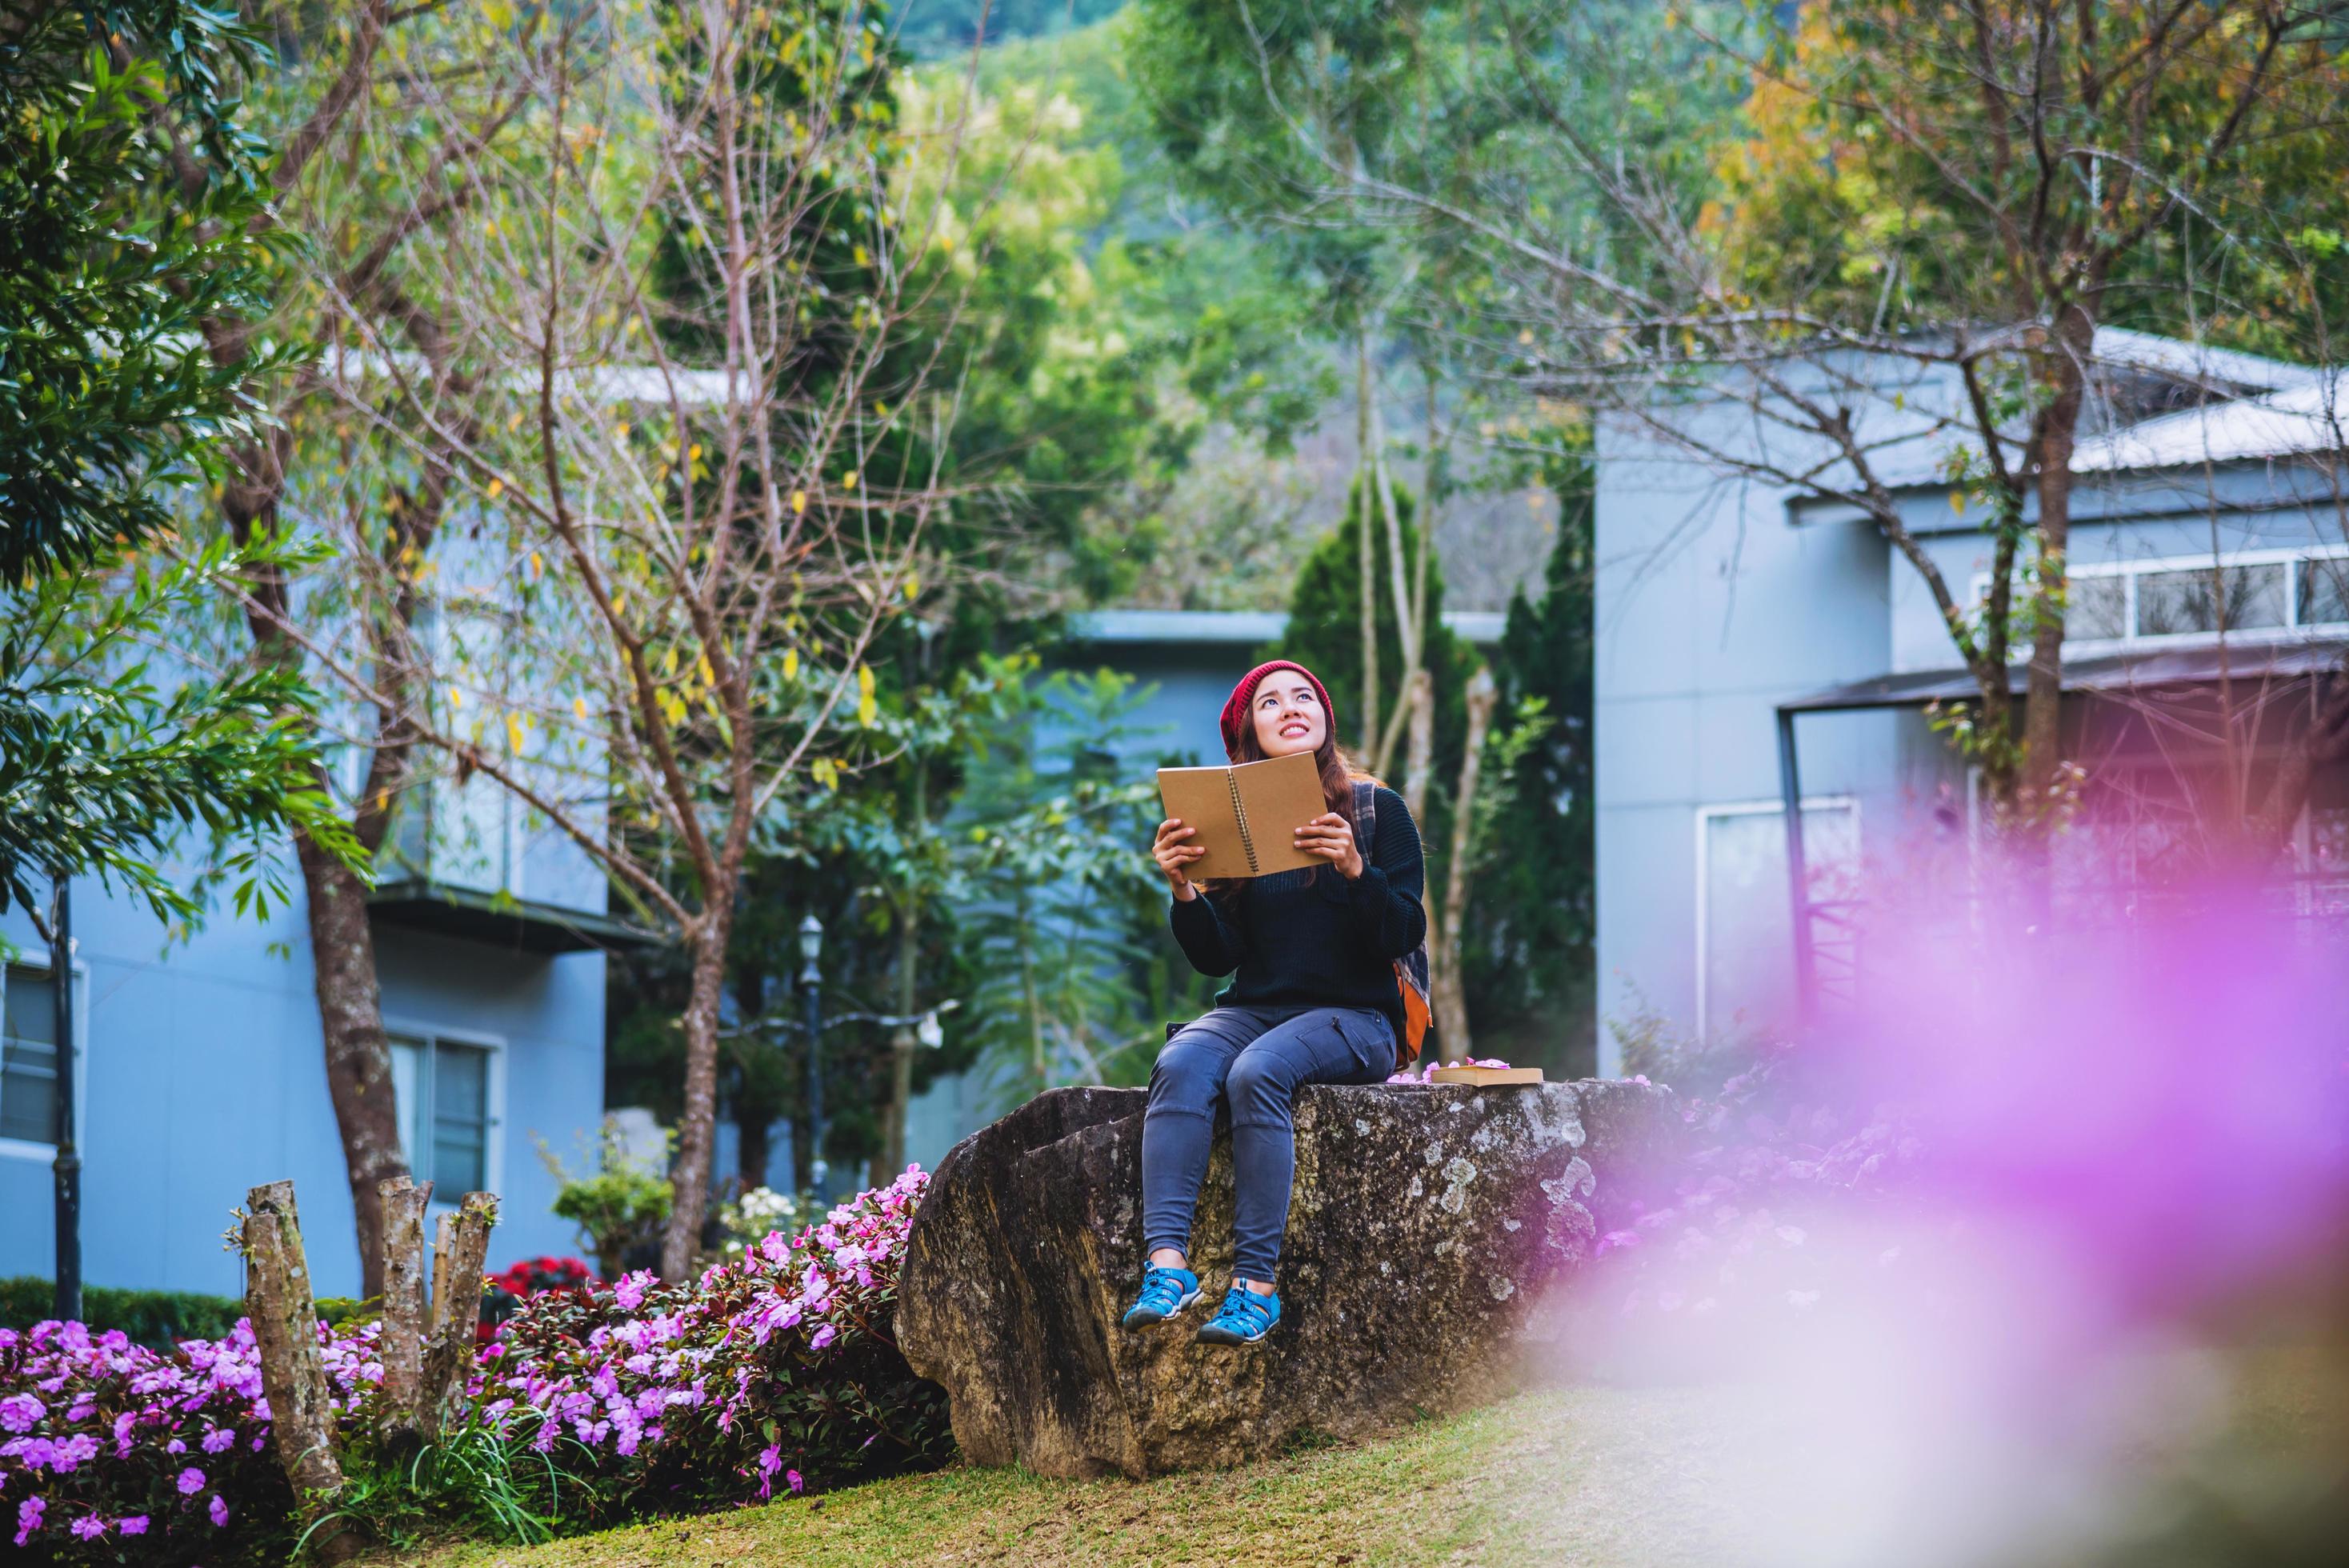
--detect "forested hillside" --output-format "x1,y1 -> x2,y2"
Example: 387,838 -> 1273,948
910,4 -> 1570,612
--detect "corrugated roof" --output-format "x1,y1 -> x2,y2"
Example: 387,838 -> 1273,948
1782,637 -> 2348,713
1067,609 -> 1508,646
2070,370 -> 2349,474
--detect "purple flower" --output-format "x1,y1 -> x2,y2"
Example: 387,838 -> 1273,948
808,1324 -> 837,1351
788,1468 -> 804,1494
614,1270 -> 655,1311
120,1515 -> 150,1536
0,1393 -> 42,1433
178,1465 -> 206,1494
202,1425 -> 238,1453
14,1496 -> 43,1546
71,1514 -> 107,1541
210,1494 -> 231,1527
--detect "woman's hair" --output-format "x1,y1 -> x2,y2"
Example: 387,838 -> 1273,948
1203,705 -> 1378,901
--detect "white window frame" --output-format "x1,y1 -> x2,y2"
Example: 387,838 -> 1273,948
383,1016 -> 506,1206
1971,541 -> 2349,655
0,953 -> 90,1163
1693,795 -> 1859,1041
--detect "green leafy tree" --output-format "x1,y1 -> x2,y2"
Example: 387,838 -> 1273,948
175,0 -> 566,1294
0,2 -> 356,931
956,667 -> 1206,1100
1468,463 -> 1595,1074
1275,478 -> 1477,795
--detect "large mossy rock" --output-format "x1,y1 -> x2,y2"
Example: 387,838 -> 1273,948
897,1079 -> 1679,1478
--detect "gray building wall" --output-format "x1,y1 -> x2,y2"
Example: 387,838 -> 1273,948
1597,378 -> 2349,1068
2,883 -> 606,1300
1593,409 -> 1909,1070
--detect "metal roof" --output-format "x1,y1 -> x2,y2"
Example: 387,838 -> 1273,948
1781,636 -> 2348,714
2068,369 -> 2349,474
1067,608 -> 1509,646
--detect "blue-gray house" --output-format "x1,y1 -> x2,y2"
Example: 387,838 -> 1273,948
0,758 -> 635,1301
1591,329 -> 2349,1067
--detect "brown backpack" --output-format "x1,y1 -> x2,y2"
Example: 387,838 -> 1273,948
1351,781 -> 1431,1067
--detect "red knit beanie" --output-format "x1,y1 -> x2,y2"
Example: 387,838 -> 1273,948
1219,660 -> 1337,762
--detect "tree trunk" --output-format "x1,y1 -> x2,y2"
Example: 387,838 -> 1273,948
739,1114 -> 770,1190
375,1176 -> 430,1449
2016,308 -> 2093,882
1434,670 -> 1497,1062
419,1192 -> 495,1438
1370,430 -> 1425,779
1402,669 -> 1435,823
660,919 -> 734,1278
295,834 -> 410,1298
878,897 -> 921,1184
241,1182 -> 359,1563
2249,659 -> 2349,866
1356,336 -> 1380,754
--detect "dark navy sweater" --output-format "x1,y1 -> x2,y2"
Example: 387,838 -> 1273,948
1168,784 -> 1427,1035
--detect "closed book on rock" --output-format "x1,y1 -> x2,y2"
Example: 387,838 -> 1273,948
1156,750 -> 1327,880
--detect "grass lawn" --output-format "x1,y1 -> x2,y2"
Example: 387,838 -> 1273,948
378,1382 -> 1768,1568
379,1333 -> 2345,1568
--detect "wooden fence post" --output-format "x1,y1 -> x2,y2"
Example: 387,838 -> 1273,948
241,1181 -> 360,1563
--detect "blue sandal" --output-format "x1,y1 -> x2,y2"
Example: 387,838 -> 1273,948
1121,1264 -> 1202,1330
1195,1282 -> 1281,1345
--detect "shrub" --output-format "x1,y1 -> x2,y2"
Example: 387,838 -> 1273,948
0,1280 -> 246,1350
1581,1041 -> 1925,1364
0,1315 -> 387,1562
541,1122 -> 673,1279
1,1167 -> 948,1561
479,1258 -> 598,1343
461,1164 -> 949,1526
715,1186 -> 811,1258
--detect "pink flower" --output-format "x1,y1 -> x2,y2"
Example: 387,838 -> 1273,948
0,1393 -> 42,1433
808,1324 -> 836,1351
178,1466 -> 206,1494
788,1468 -> 804,1494
203,1425 -> 238,1453
70,1514 -> 108,1541
210,1494 -> 231,1527
14,1496 -> 43,1546
119,1515 -> 150,1536
614,1270 -> 655,1311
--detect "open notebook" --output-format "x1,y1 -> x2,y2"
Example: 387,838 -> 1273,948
1155,750 -> 1329,879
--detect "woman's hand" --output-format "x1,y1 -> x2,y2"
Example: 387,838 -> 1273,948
1153,817 -> 1205,900
1295,811 -> 1365,879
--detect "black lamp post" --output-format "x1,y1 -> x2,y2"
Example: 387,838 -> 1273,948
50,876 -> 80,1324
798,913 -> 826,1203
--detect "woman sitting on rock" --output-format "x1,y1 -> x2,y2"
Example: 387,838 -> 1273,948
1125,658 -> 1426,1346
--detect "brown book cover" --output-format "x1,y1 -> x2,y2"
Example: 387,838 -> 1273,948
1156,750 -> 1329,880
1428,1066 -> 1545,1086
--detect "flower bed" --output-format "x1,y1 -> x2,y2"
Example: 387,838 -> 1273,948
0,1167 -> 946,1562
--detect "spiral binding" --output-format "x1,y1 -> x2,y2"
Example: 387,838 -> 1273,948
1226,770 -> 1259,873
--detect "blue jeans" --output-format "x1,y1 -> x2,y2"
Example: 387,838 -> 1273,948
1141,1004 -> 1397,1283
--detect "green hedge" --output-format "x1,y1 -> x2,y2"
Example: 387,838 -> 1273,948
0,1278 -> 373,1346
0,1276 -> 247,1346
